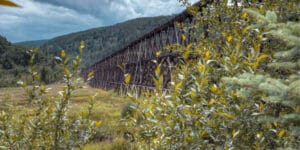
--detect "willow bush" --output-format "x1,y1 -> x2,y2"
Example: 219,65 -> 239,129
123,0 -> 299,149
0,41 -> 96,149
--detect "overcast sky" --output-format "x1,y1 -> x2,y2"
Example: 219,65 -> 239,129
0,0 -> 197,42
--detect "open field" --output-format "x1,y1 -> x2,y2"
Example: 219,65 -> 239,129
0,84 -> 131,149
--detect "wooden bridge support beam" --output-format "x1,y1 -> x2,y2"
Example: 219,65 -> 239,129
83,1 -> 212,91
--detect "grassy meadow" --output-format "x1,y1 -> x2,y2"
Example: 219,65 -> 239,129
0,84 -> 131,150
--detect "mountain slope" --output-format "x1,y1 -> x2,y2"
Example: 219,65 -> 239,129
0,36 -> 61,87
14,39 -> 48,48
41,15 -> 173,68
0,36 -> 29,69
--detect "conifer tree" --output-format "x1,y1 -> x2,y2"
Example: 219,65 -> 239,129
223,9 -> 300,148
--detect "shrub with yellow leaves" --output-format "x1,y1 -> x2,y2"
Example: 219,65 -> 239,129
123,0 -> 299,149
0,41 -> 96,149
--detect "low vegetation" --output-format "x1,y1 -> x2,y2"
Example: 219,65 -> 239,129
123,0 -> 299,149
0,84 -> 130,149
0,42 -> 131,149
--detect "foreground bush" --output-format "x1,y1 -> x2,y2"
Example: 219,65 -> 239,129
0,41 -> 96,149
124,0 -> 299,149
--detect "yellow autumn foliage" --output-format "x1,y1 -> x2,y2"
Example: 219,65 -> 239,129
123,0 -> 299,149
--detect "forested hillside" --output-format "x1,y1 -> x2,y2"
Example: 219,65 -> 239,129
14,39 -> 48,48
40,16 -> 173,68
0,36 -> 61,87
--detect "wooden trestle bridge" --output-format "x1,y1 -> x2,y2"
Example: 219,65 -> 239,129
83,2 -> 210,91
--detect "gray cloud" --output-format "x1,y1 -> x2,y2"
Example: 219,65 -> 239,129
33,0 -> 190,24
0,0 -> 103,42
0,0 -> 197,42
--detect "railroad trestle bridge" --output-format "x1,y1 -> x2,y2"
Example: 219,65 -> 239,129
83,2 -> 209,91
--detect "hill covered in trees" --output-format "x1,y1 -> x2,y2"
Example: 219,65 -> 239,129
40,15 -> 173,68
0,36 -> 31,87
14,39 -> 48,48
0,36 -> 61,87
